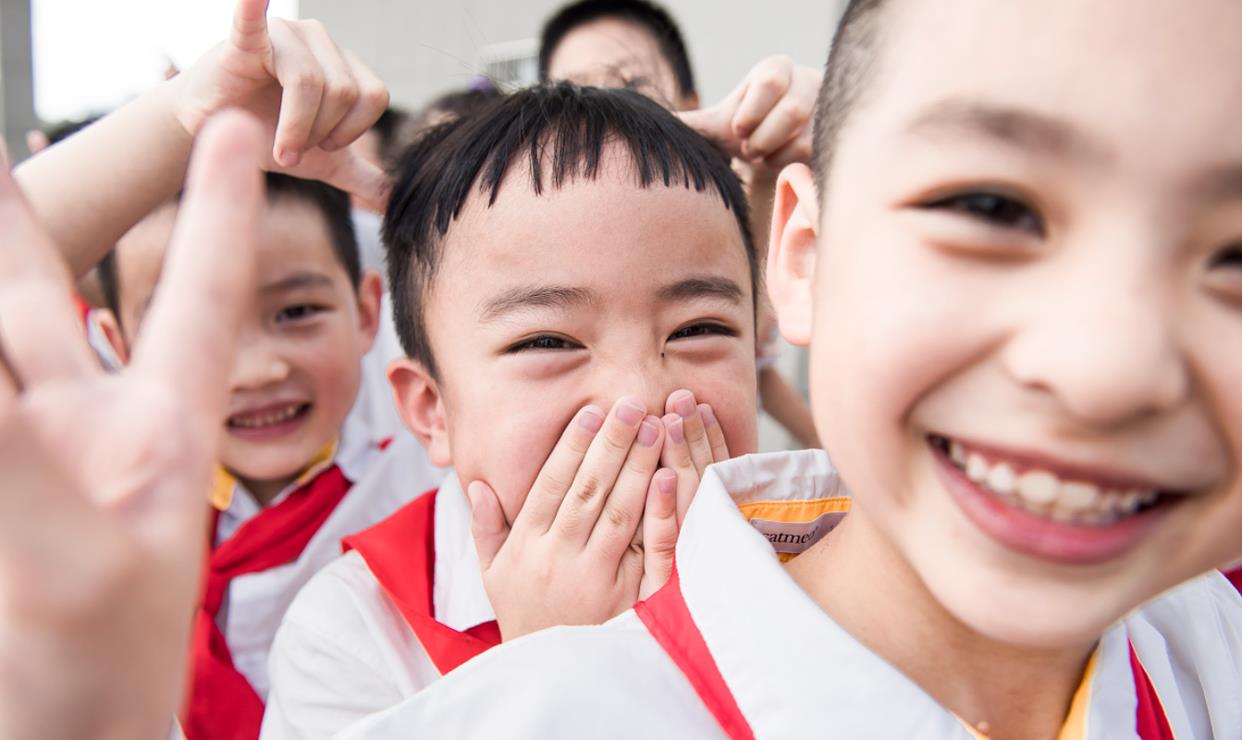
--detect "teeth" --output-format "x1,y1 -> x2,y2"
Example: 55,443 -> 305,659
940,437 -> 1161,526
230,403 -> 303,429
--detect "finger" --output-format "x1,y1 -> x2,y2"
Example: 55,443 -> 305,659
291,21 -> 359,149
676,83 -> 746,158
312,149 -> 391,211
588,415 -> 663,561
512,405 -> 605,534
466,480 -> 509,572
741,100 -> 811,161
130,111 -> 264,426
660,413 -> 699,526
551,396 -> 647,543
731,55 -> 794,140
0,158 -> 96,387
321,50 -> 390,152
638,468 -> 679,600
230,0 -> 272,55
698,404 -> 730,463
267,19 -> 324,166
758,129 -> 813,170
667,389 -> 712,474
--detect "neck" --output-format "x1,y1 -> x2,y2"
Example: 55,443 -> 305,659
238,474 -> 298,508
785,506 -> 1094,740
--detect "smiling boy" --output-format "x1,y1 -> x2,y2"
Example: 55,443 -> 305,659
332,1 -> 1242,738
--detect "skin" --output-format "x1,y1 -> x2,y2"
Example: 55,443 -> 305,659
389,150 -> 758,529
114,198 -> 381,506
768,1 -> 1242,736
546,17 -> 697,111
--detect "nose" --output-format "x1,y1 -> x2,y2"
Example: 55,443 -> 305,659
1001,250 -> 1190,428
228,330 -> 291,391
587,356 -> 681,419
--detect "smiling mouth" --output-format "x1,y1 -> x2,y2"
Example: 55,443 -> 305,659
928,434 -> 1173,527
227,402 -> 312,431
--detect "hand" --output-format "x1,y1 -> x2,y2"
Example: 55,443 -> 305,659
172,0 -> 390,208
466,398 -> 674,641
0,111 -> 263,740
659,389 -> 731,526
678,55 -> 821,175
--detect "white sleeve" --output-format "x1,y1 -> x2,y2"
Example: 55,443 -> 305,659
260,555 -> 414,740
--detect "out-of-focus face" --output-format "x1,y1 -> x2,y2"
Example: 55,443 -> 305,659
116,199 -> 380,498
114,202 -> 178,346
546,17 -> 695,111
775,0 -> 1242,649
398,151 -> 757,523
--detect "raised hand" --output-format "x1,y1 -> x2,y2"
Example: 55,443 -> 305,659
0,111 -> 263,740
173,0 -> 390,207
465,398 -> 672,641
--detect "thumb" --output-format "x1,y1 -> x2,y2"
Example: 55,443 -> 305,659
676,83 -> 746,158
466,480 -> 509,572
319,152 -> 392,213
638,468 -> 679,600
230,0 -> 271,55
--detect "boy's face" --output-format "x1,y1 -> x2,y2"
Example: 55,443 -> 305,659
546,17 -> 696,111
774,0 -> 1242,648
394,153 -> 757,523
116,199 -> 380,490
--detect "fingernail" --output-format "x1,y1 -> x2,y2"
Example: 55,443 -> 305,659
278,148 -> 302,167
699,404 -> 718,428
638,418 -> 660,447
671,390 -> 696,418
578,406 -> 605,433
664,414 -> 685,444
616,398 -> 645,426
656,469 -> 677,496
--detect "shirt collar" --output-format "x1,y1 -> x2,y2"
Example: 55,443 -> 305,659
432,472 -> 496,632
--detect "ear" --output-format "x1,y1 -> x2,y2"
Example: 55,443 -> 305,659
766,163 -> 820,347
354,271 -> 383,354
387,357 -> 452,468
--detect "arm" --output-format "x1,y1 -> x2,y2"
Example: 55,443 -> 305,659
759,366 -> 820,450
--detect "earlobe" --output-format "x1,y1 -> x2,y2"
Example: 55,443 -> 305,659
387,358 -> 452,468
766,163 -> 820,347
356,271 -> 383,353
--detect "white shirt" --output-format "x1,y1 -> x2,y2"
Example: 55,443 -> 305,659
346,290 -> 405,442
338,450 -> 1242,739
215,422 -> 443,701
260,473 -> 486,740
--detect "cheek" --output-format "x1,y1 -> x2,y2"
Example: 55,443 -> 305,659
692,374 -> 759,457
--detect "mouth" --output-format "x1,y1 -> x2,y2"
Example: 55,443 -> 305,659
226,402 -> 312,439
928,433 -> 1181,564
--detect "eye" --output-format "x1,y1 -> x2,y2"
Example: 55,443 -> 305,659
921,190 -> 1045,236
669,323 -> 737,341
1209,245 -> 1242,270
276,304 -> 324,323
506,335 -> 581,353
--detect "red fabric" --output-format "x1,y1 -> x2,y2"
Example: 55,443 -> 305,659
73,295 -> 91,326
343,489 -> 501,676
1225,567 -> 1242,595
1130,644 -> 1176,740
634,567 -> 754,740
182,464 -> 354,740
636,566 -> 1174,740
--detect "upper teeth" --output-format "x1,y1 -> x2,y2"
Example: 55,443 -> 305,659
948,440 -> 1159,525
231,403 -> 303,429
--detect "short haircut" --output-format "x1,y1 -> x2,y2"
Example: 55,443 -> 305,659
100,173 -> 361,333
538,0 -> 696,100
408,81 -> 502,137
384,82 -> 754,377
812,0 -> 887,195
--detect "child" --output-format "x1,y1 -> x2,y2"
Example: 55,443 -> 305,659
540,0 -> 823,449
259,83 -> 761,739
331,1 -> 1242,738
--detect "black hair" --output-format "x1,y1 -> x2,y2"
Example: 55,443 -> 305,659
42,114 -> 103,145
100,173 -> 360,334
368,107 -> 410,170
812,0 -> 887,195
384,82 -> 754,378
539,0 -> 696,101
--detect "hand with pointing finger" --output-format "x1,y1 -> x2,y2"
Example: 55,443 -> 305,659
173,0 -> 390,208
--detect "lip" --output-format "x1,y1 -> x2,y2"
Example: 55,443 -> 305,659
226,401 -> 312,442
929,438 -> 1175,565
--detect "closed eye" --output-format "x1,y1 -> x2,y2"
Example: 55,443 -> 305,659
1209,245 -> 1242,270
669,323 -> 737,341
919,190 -> 1045,236
505,334 -> 583,353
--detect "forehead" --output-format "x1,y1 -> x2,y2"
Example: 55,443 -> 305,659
429,150 -> 749,310
547,16 -> 673,83
252,198 -> 349,284
834,0 -> 1242,189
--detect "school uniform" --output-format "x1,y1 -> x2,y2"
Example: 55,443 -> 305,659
347,290 -> 405,441
337,450 -> 1242,740
182,421 -> 443,740
260,470 -> 497,740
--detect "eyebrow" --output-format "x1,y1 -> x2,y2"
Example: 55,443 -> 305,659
261,271 -> 335,294
907,99 -> 1106,163
656,276 -> 745,305
480,285 -> 596,322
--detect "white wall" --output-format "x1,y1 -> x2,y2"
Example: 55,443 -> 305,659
299,0 -> 844,111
